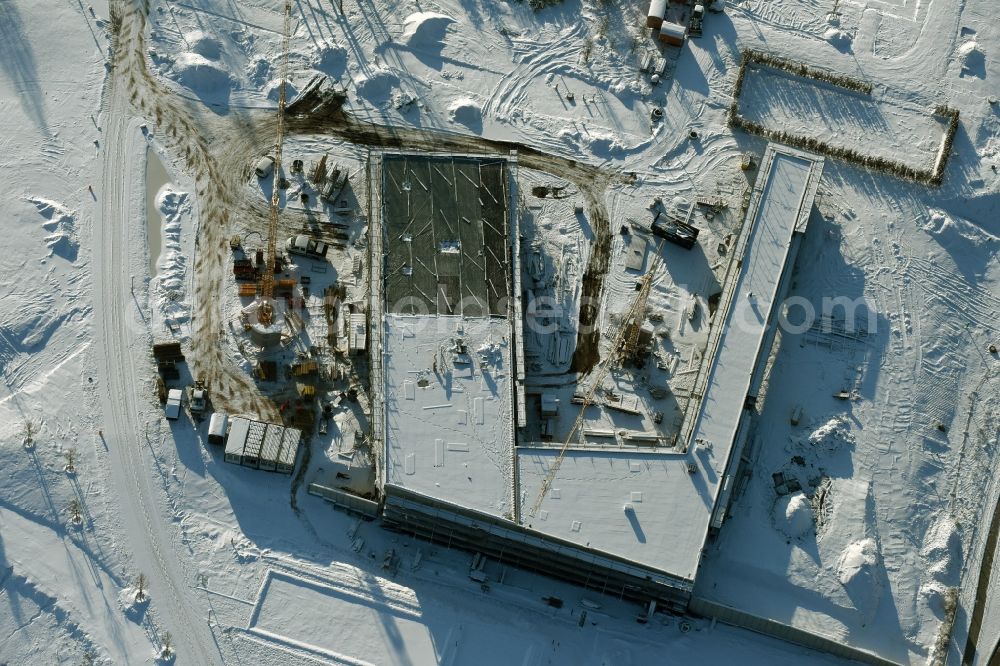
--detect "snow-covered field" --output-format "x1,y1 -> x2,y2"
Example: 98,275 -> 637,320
737,64 -> 948,168
1,0 -> 999,663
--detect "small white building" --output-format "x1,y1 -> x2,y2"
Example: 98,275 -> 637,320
224,417 -> 301,474
349,312 -> 367,353
658,21 -> 686,47
647,0 -> 667,28
207,412 -> 228,445
165,389 -> 183,420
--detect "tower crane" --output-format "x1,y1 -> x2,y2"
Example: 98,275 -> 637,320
257,0 -> 293,327
527,240 -> 664,519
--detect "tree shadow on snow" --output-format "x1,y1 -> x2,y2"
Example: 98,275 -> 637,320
0,1 -> 50,136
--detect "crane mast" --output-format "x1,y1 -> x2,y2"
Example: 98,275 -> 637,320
258,1 -> 292,327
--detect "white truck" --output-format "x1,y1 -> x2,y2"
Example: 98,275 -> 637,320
285,235 -> 329,259
165,389 -> 183,420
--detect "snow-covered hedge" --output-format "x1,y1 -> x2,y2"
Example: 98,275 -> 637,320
729,50 -> 960,187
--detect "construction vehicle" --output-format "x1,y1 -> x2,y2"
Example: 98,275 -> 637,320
689,3 -> 704,36
153,341 -> 184,380
189,380 -> 208,420
651,212 -> 699,249
285,235 -> 329,258
320,165 -> 348,203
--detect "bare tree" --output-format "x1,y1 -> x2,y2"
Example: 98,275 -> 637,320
68,499 -> 83,526
135,573 -> 148,602
65,448 -> 77,474
22,419 -> 38,450
159,631 -> 174,660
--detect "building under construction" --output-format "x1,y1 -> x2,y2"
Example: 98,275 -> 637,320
372,145 -> 824,612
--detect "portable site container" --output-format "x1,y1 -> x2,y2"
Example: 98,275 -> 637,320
254,155 -> 275,178
647,0 -> 667,28
658,21 -> 686,46
208,412 -> 228,445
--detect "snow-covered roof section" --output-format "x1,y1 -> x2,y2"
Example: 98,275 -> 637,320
225,416 -> 251,460
519,449 -> 708,580
383,314 -> 515,518
685,144 -> 823,530
686,145 -> 822,459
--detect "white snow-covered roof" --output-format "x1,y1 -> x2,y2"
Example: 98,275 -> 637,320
686,145 -> 823,529
278,427 -> 301,468
519,449 -> 708,580
383,314 -> 515,518
225,416 -> 251,459
658,22 -> 686,40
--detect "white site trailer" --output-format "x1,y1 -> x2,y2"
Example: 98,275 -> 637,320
647,0 -> 667,28
207,412 -> 228,445
254,155 -> 275,178
165,389 -> 183,420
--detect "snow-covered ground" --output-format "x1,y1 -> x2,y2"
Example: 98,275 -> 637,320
2,0 -> 999,663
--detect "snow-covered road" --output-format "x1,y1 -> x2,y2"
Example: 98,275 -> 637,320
90,5 -> 221,662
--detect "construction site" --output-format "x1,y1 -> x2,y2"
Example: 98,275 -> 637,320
8,0 -> 1000,663
148,0 -> 826,610
141,3 -> 981,659
155,10 -> 827,607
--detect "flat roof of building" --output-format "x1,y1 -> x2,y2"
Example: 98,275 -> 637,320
518,448 -> 709,579
520,144 -> 824,582
383,314 -> 515,518
686,145 -> 822,476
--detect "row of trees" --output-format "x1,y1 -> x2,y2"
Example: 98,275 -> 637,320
931,105 -> 961,186
729,50 -> 960,186
728,111 -> 944,184
739,49 -> 874,94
